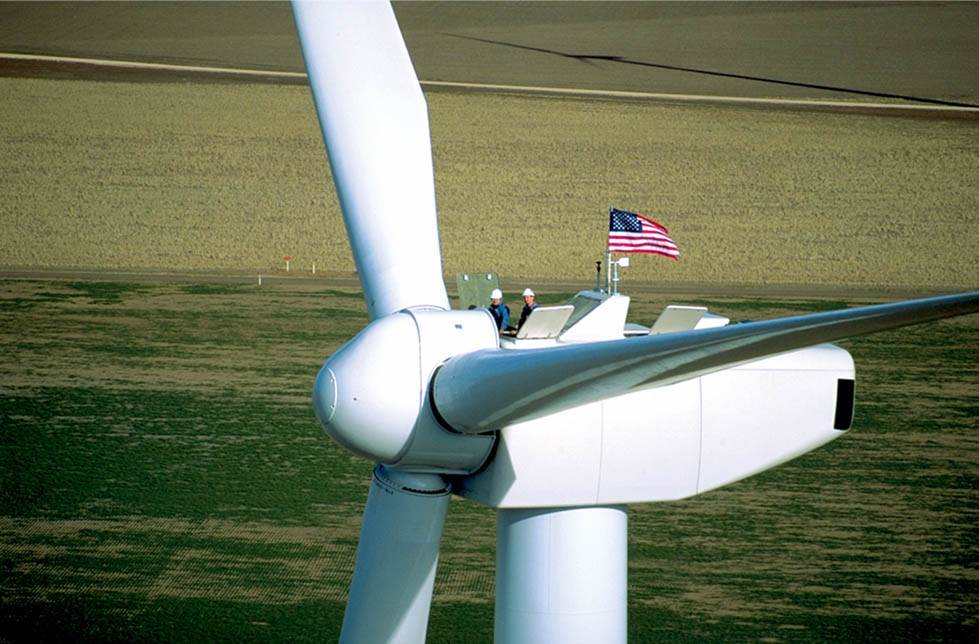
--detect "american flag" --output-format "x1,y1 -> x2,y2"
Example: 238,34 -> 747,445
608,207 -> 679,259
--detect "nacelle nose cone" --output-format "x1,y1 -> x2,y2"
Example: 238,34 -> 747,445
312,366 -> 338,426
313,314 -> 422,463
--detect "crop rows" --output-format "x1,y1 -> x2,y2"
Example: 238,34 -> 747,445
2,78 -> 976,291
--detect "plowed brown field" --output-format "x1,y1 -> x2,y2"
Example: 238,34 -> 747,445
2,77 -> 976,292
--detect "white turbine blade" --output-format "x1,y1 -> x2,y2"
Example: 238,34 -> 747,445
292,0 -> 449,319
341,466 -> 451,643
433,291 -> 979,434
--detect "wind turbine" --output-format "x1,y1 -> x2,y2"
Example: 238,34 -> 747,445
290,2 -> 979,642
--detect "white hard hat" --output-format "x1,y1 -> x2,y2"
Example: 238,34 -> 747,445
522,288 -> 535,297
490,288 -> 503,299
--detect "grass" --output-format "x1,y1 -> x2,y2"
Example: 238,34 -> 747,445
1,279 -> 976,642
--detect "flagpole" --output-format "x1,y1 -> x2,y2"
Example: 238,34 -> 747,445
606,249 -> 612,293
606,206 -> 613,293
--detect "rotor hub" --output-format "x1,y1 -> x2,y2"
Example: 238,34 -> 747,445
313,308 -> 500,471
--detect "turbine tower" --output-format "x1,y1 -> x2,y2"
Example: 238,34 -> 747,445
290,2 -> 979,641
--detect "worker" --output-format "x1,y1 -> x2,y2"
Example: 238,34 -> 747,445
517,287 -> 539,331
488,288 -> 510,332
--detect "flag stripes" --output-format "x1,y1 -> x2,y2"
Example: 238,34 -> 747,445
607,207 -> 679,259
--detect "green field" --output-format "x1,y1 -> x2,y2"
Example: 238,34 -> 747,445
1,279 -> 976,642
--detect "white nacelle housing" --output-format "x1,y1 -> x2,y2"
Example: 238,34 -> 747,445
458,343 -> 855,507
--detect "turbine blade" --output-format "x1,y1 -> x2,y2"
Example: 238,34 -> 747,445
433,291 -> 979,434
341,466 -> 451,643
292,1 -> 449,319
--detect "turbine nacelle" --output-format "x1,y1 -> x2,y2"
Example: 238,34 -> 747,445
313,308 -> 498,474
458,344 -> 856,507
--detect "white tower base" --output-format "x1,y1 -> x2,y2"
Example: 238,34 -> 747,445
495,505 -> 628,644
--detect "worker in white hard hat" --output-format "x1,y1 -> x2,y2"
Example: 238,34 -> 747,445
517,287 -> 539,332
487,287 -> 510,332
